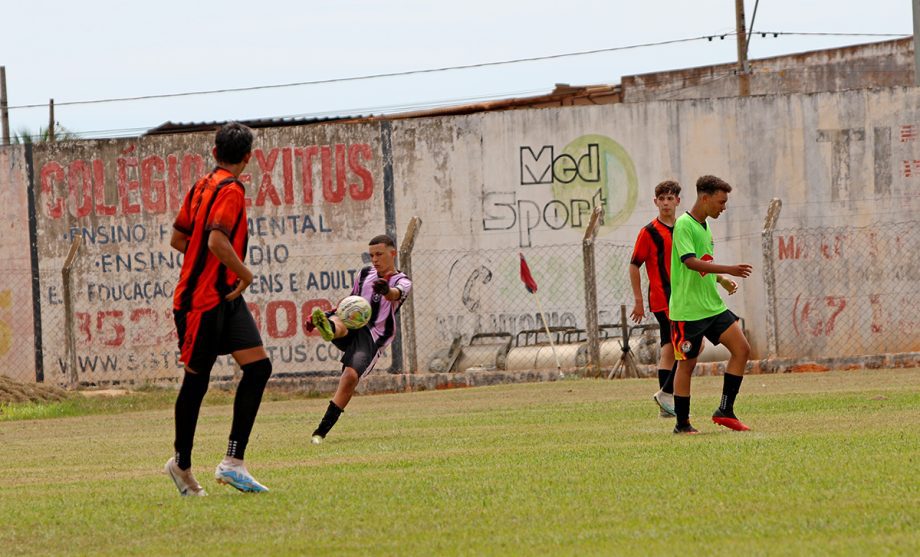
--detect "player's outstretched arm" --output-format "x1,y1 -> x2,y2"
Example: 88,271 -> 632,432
684,257 -> 752,279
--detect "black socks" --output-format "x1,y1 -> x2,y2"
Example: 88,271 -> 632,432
174,369 -> 211,470
227,358 -> 273,460
659,361 -> 677,394
719,373 -> 744,416
674,395 -> 691,427
313,400 -> 344,438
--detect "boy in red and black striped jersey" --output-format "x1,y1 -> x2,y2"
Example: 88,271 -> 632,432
629,180 -> 681,418
164,123 -> 272,495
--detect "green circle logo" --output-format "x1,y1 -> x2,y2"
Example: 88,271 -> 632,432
551,134 -> 638,233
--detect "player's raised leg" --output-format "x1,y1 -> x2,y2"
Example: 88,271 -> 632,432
311,308 -> 350,342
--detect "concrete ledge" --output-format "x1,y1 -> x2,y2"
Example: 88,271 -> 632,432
265,368 -> 567,396
252,352 -> 920,396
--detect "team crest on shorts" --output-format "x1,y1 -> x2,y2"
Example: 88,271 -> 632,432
680,340 -> 693,354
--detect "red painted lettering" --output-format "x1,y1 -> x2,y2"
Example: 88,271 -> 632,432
349,143 -> 374,200
295,146 -> 318,204
67,160 -> 93,218
93,159 -> 116,216
321,146 -> 344,203
76,312 -> 92,344
40,162 -> 65,218
255,148 -> 282,206
97,311 -> 126,347
266,300 -> 297,338
181,154 -> 203,203
141,156 -> 167,214
117,157 -> 141,214
777,236 -> 802,260
335,144 -> 347,201
282,147 -> 294,205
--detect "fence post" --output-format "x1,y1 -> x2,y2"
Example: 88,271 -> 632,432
62,233 -> 83,388
761,198 -> 782,359
398,216 -> 422,373
582,207 -> 603,377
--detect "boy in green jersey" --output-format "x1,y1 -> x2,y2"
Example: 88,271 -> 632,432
669,175 -> 753,434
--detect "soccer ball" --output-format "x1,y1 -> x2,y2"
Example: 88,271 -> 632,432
337,295 -> 372,329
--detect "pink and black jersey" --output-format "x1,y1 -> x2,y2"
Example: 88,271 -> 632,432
350,266 -> 412,349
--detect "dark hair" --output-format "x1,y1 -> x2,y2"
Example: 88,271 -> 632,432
696,175 -> 732,195
215,122 -> 253,164
369,234 -> 396,248
654,180 -> 681,197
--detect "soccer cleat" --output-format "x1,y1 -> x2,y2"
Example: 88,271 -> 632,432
214,461 -> 270,493
673,423 -> 700,435
165,457 -> 207,497
311,434 -> 323,445
311,308 -> 334,342
653,390 -> 676,417
711,408 -> 751,431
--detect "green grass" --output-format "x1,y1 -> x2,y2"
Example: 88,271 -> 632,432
1,369 -> 918,556
0,385 -> 307,422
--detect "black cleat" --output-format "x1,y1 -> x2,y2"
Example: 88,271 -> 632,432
673,423 -> 700,435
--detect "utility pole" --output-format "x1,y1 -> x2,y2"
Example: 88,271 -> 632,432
48,98 -> 55,142
913,0 -> 920,85
0,66 -> 10,145
735,0 -> 751,97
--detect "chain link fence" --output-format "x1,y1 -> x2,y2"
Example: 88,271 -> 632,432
404,210 -> 655,376
6,210 -> 919,386
769,221 -> 919,359
411,244 -> 591,375
1,268 -> 39,384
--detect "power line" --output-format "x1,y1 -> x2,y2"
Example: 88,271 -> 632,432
7,34 -> 735,110
6,30 -> 908,112
12,87 -> 556,140
754,30 -> 909,38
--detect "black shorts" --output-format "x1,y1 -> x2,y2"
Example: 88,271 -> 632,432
332,326 -> 380,379
670,309 -> 739,361
652,310 -> 672,346
174,297 -> 263,374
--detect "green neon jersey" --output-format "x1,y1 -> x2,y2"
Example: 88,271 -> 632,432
669,212 -> 727,321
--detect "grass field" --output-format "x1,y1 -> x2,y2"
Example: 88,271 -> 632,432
1,369 -> 918,556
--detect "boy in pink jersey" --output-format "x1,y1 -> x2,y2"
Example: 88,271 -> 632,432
307,234 -> 412,444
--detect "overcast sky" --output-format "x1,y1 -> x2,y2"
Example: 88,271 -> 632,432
1,0 -> 912,140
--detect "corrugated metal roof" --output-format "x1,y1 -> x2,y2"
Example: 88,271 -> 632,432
144,114 -> 363,136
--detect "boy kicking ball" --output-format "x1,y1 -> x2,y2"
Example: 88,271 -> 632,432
306,234 -> 412,444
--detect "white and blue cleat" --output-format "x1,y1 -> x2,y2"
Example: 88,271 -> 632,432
653,390 -> 676,418
165,457 -> 207,497
214,461 -> 270,493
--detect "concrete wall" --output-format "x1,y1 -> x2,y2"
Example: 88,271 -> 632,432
0,147 -> 38,380
622,38 -> 914,102
393,86 -> 919,367
26,123 -> 389,384
1,85 -> 918,383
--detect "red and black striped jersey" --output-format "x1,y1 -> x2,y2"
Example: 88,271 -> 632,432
630,218 -> 673,313
172,168 -> 249,312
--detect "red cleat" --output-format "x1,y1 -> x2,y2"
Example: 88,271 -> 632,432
712,409 -> 750,431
